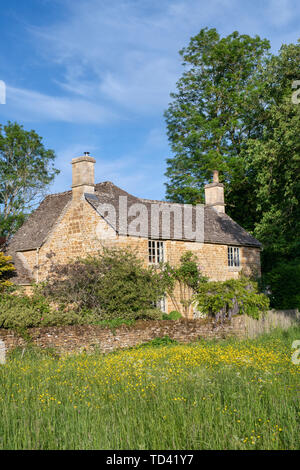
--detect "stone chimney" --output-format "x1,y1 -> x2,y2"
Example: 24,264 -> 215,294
71,152 -> 96,200
204,170 -> 225,213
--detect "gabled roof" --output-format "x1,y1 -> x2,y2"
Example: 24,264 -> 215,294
7,191 -> 72,252
85,185 -> 261,247
6,181 -> 261,284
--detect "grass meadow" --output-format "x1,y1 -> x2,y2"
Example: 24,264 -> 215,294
0,327 -> 299,450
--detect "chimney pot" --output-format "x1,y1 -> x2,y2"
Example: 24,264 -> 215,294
213,170 -> 219,183
204,170 -> 225,213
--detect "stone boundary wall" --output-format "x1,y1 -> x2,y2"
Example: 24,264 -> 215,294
0,310 -> 298,356
0,316 -> 245,355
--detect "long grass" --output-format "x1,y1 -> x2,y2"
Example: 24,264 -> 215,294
245,309 -> 300,338
0,327 -> 299,450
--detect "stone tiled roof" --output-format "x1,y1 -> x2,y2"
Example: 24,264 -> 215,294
6,191 -> 72,284
85,187 -> 261,247
6,181 -> 261,284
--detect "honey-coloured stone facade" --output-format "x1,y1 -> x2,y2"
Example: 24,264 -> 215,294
8,157 -> 262,318
16,193 -> 261,317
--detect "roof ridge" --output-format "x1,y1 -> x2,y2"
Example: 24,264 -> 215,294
140,198 -> 206,207
43,181 -> 115,199
45,189 -> 72,198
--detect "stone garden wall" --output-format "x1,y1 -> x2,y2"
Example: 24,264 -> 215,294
0,310 -> 298,357
0,316 -> 245,355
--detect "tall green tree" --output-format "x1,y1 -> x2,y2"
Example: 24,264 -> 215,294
244,41 -> 300,268
0,121 -> 59,238
164,28 -> 270,229
165,31 -> 299,308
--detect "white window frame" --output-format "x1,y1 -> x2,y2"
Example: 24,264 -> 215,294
228,246 -> 240,267
156,296 -> 166,313
148,240 -> 164,264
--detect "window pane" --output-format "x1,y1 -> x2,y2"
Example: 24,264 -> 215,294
228,247 -> 240,267
148,240 -> 164,264
157,241 -> 164,263
156,296 -> 166,312
235,247 -> 240,266
228,246 -> 232,266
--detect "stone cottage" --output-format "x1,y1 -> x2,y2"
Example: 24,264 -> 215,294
6,154 -> 261,316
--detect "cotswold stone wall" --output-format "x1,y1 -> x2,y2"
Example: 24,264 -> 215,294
0,316 -> 246,354
0,310 -> 298,356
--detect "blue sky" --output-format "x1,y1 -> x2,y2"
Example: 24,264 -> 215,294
0,0 -> 299,201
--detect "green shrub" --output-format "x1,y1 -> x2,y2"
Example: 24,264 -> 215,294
194,277 -> 269,320
42,247 -> 168,321
0,291 -> 84,329
136,335 -> 179,348
0,252 -> 16,291
169,310 -> 182,320
135,308 -> 164,321
0,292 -> 50,329
162,310 -> 182,320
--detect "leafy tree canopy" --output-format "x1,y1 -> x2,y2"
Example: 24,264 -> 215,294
244,41 -> 300,260
164,28 -> 270,228
164,31 -> 299,309
0,121 -> 59,238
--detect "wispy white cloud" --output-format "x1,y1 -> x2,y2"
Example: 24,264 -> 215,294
30,0 -> 238,115
2,0 -> 299,124
5,85 -> 118,123
28,0 -> 300,120
1,0 -> 299,202
99,57 -> 178,112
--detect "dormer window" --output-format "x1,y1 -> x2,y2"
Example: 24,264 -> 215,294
148,240 -> 164,264
228,246 -> 240,267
